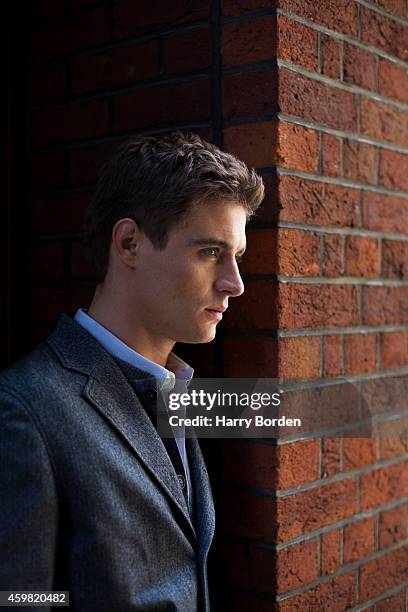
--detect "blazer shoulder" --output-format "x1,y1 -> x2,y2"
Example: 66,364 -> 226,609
0,341 -> 79,406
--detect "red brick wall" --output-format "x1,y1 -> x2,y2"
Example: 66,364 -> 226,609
222,0 -> 408,610
23,0 -> 408,609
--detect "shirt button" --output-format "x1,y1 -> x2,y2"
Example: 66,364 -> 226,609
143,389 -> 157,402
177,474 -> 186,490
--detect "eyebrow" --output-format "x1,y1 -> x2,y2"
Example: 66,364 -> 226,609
188,238 -> 246,256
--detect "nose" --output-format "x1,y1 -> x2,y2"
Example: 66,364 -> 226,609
214,258 -> 245,297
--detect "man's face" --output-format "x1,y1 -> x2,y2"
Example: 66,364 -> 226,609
132,200 -> 247,345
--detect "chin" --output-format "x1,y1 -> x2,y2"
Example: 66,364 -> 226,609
181,325 -> 217,344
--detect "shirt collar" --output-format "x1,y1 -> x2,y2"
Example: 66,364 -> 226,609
74,308 -> 193,391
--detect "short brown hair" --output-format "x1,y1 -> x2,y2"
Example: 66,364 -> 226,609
85,131 -> 265,279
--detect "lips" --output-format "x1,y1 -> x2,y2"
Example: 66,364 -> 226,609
205,307 -> 227,322
206,307 -> 227,314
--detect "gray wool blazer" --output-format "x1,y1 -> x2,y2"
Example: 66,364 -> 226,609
0,314 -> 215,611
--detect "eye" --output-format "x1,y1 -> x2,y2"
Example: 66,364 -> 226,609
235,255 -> 244,264
201,247 -> 219,258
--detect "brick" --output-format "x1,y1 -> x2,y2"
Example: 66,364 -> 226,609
323,335 -> 343,377
278,69 -> 356,132
363,193 -> 408,235
343,140 -> 377,185
32,193 -> 90,235
31,284 -> 95,322
343,516 -> 376,563
361,460 -> 408,511
277,15 -> 318,72
380,331 -> 408,368
379,58 -> 408,104
239,228 -> 276,275
222,16 -> 276,66
223,122 -> 276,168
224,122 -> 277,168
360,545 -> 408,601
361,376 -> 408,418
278,336 -> 321,380
277,229 -> 320,275
223,69 -> 278,120
32,7 -> 109,60
323,234 -> 343,277
277,571 -> 356,611
276,540 -> 319,593
225,279 -> 278,329
283,383 -> 361,436
379,149 -> 408,192
224,538 -> 319,594
322,133 -> 340,177
379,504 -> 408,548
345,236 -> 379,277
31,242 -> 65,280
361,6 -> 408,63
382,240 -> 408,280
113,80 -> 211,131
113,0 -> 208,38
254,174 -> 279,224
343,429 -> 377,471
279,177 -> 359,228
71,240 -> 95,278
343,43 -> 376,91
344,333 -> 377,375
31,152 -> 66,189
222,0 -> 274,16
321,529 -> 341,575
277,478 -> 358,540
322,437 -> 341,477
31,66 -> 66,104
71,42 -> 159,94
278,284 -> 359,329
163,27 -> 211,73
69,142 -> 118,186
361,97 -> 408,147
378,415 -> 408,460
321,35 -> 341,80
364,286 -> 408,325
377,0 -> 406,17
277,0 -> 357,37
223,336 -> 278,377
277,439 -> 320,489
277,122 -> 319,173
224,478 -> 357,543
376,590 -> 406,612
32,100 -> 108,147
222,439 -> 320,490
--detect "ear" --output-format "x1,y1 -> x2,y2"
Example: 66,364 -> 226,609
111,217 -> 143,268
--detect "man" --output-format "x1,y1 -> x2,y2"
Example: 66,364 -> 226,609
0,132 -> 264,610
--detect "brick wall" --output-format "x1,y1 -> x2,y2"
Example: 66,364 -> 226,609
20,0 -> 408,609
222,0 -> 408,610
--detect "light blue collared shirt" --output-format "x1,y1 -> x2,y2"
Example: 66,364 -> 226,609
74,308 -> 193,509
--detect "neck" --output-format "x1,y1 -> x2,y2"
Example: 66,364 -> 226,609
87,287 -> 175,368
